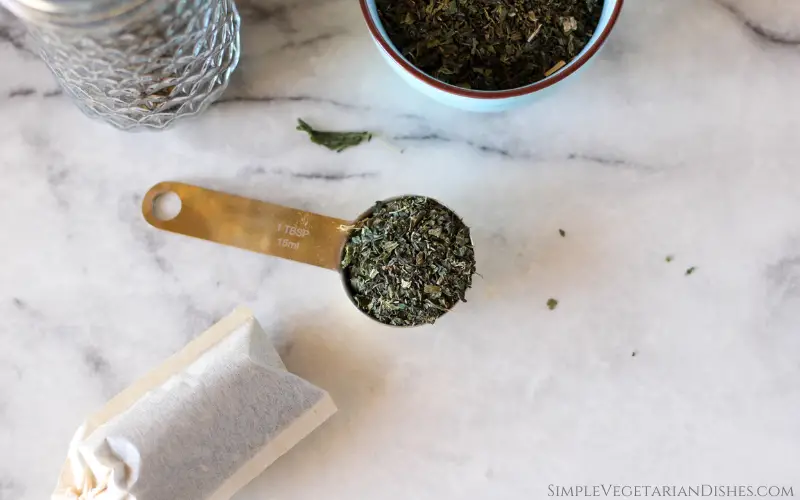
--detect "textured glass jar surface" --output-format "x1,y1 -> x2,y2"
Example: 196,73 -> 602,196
23,0 -> 241,130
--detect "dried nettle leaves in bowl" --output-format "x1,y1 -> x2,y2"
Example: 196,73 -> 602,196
375,0 -> 604,91
341,196 -> 476,327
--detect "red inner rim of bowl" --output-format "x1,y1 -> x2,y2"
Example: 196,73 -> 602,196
359,0 -> 624,99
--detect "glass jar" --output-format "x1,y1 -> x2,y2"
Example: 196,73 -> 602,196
1,0 -> 241,130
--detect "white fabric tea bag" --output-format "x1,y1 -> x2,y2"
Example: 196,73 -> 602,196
53,307 -> 336,500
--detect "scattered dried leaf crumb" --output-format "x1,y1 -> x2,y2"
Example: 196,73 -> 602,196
527,24 -> 543,43
665,255 -> 673,263
631,351 -> 637,357
545,60 -> 567,77
685,266 -> 697,275
560,16 -> 578,33
559,229 -> 566,237
296,119 -> 372,153
547,298 -> 558,310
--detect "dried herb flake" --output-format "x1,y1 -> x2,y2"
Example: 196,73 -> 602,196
547,298 -> 558,310
297,119 -> 372,153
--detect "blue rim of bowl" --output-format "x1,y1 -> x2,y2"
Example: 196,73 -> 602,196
359,0 -> 624,99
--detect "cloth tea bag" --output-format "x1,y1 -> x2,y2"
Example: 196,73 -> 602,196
52,307 -> 336,500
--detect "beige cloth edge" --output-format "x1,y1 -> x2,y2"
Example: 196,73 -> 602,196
209,393 -> 337,500
83,306 -> 256,436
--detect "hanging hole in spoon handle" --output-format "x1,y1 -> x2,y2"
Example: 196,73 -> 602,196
142,182 -> 351,270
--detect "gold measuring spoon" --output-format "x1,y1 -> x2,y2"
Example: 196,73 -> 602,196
142,181 -> 473,326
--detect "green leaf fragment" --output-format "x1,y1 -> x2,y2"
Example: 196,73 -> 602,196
382,241 -> 400,253
547,298 -> 558,310
296,119 -> 373,153
341,245 -> 354,268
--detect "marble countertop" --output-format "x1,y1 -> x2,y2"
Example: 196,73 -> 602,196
2,0 -> 800,498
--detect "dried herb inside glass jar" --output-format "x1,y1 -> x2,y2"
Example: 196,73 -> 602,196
341,196 -> 476,326
376,0 -> 603,91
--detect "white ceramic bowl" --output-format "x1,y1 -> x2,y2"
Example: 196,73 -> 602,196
360,0 -> 624,112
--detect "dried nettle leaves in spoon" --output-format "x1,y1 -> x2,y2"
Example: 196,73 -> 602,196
342,196 -> 476,326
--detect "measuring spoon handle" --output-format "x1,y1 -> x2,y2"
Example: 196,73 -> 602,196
142,182 -> 350,271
